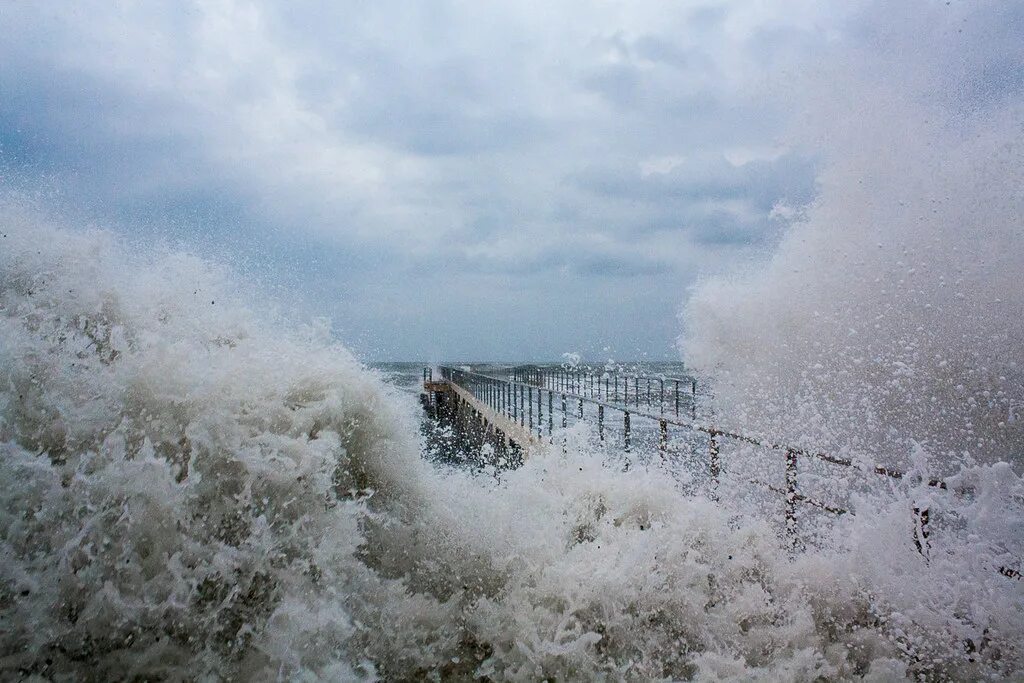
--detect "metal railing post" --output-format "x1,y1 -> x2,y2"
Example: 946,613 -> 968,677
913,505 -> 930,561
785,449 -> 798,546
624,411 -> 631,451
520,384 -> 525,426
691,380 -> 697,420
709,429 -> 720,497
528,386 -> 533,429
548,391 -> 553,435
674,380 -> 680,416
659,419 -> 668,457
537,387 -> 543,436
598,405 -> 604,441
561,394 -> 567,428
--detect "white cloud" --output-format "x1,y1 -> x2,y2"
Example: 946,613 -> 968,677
723,146 -> 788,167
639,155 -> 686,177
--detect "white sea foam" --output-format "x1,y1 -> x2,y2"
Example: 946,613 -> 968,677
3,2 -> 1024,678
2,196 -> 1022,681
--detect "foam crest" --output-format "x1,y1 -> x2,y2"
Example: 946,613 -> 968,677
3,204 -> 1022,679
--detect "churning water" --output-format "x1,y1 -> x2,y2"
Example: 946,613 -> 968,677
2,2 -> 1024,680
1,189 -> 1022,680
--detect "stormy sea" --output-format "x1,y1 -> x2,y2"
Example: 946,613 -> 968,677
2,103 -> 1023,677
2,2 -> 1023,681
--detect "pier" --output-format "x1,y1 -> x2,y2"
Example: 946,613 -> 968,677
421,370 -> 544,467
421,364 -> 967,563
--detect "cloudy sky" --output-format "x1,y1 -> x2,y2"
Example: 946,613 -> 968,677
1,1 -> 870,360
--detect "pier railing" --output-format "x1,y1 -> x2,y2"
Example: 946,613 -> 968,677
506,365 -> 701,420
424,364 -> 1020,579
432,364 -> 947,554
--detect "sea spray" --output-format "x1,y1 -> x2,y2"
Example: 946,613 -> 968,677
682,1 -> 1024,472
3,6 -> 1024,673
0,199 -> 439,678
3,201 -> 1023,680
678,1 -> 1024,676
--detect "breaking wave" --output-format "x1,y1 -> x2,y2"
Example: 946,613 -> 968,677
2,3 -> 1023,679
1,198 -> 1022,680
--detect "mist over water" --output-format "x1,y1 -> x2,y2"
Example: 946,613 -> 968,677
2,196 -> 1022,680
683,2 -> 1024,472
2,2 -> 1024,681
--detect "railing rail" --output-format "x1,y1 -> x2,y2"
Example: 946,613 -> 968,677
499,364 -> 952,485
425,364 -> 1020,579
433,364 -> 950,550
